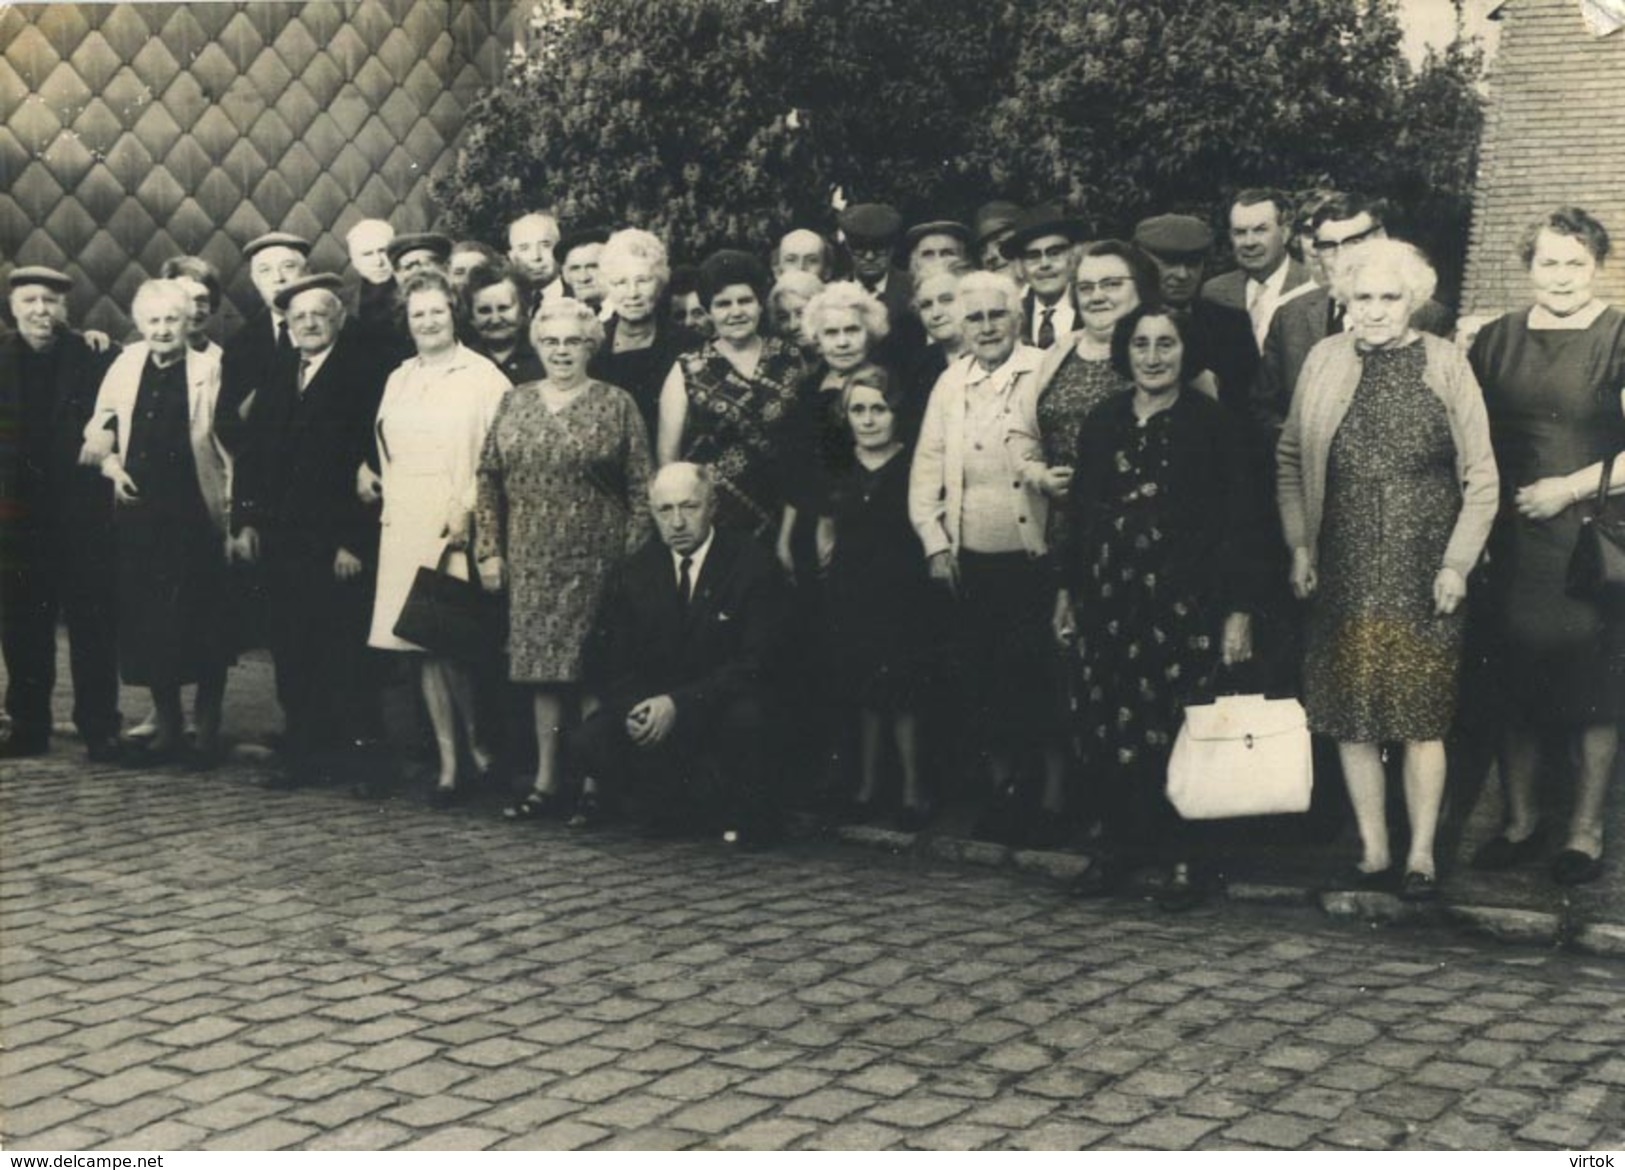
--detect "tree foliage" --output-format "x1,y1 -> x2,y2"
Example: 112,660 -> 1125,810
434,0 -> 1483,299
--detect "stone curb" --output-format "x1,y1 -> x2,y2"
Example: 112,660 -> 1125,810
815,817 -> 1622,955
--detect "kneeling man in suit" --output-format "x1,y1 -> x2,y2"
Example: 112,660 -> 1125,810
577,461 -> 790,845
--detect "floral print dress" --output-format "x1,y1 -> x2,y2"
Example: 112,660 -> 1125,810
1075,406 -> 1222,777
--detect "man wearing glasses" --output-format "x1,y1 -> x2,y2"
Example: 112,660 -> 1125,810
999,203 -> 1088,349
1252,194 -> 1454,436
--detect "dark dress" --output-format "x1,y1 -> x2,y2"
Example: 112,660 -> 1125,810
676,337 -> 808,541
1469,307 -> 1625,724
116,356 -> 229,688
1067,390 -> 1263,848
825,448 -> 935,711
589,316 -> 688,447
1304,341 -> 1465,742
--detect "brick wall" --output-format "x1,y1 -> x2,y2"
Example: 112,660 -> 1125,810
0,1 -> 514,336
1461,0 -> 1625,319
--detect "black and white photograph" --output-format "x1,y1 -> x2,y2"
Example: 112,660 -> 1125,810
1,0 -> 1623,1155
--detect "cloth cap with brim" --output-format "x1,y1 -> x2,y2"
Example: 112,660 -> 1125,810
698,249 -> 771,307
1132,214 -> 1215,259
556,226 -> 611,262
973,201 -> 1023,248
838,203 -> 904,248
903,220 -> 972,253
273,272 -> 345,312
386,233 -> 453,265
244,231 -> 313,260
7,266 -> 73,294
999,203 -> 1089,259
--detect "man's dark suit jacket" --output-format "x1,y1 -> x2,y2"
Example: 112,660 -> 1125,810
1021,287 -> 1081,348
1199,257 -> 1314,316
582,528 -> 790,729
1252,285 -> 1456,435
230,326 -> 389,561
216,308 -> 294,457
0,331 -> 117,550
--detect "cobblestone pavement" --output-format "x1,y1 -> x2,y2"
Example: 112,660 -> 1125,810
3,754 -> 1625,1153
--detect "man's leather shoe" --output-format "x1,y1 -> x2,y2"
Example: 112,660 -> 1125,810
1,731 -> 50,759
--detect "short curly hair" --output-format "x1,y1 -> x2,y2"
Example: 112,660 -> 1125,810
1330,238 -> 1438,309
1519,206 -> 1611,267
530,296 -> 605,354
800,280 -> 889,349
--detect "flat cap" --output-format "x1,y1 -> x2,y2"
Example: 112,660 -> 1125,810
386,232 -> 453,265
244,231 -> 313,259
903,220 -> 971,251
7,265 -> 73,293
838,203 -> 903,246
973,201 -> 1023,247
272,272 -> 344,312
999,203 -> 1089,259
1132,214 -> 1214,257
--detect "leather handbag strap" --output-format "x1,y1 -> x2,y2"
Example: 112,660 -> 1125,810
1591,451 -> 1618,515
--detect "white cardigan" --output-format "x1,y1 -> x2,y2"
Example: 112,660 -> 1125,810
907,345 -> 1049,560
84,341 -> 232,534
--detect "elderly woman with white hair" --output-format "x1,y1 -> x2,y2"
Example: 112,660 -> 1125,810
90,278 -> 233,766
1278,238 -> 1499,901
770,269 -> 826,357
908,270 -> 1066,842
591,228 -> 686,442
478,297 -> 653,825
777,280 -> 890,579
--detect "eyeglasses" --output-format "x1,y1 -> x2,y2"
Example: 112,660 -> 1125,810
537,336 -> 590,350
1021,244 -> 1073,264
1312,224 -> 1381,253
1076,278 -> 1131,296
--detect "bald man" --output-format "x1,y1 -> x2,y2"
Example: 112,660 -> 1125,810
576,463 -> 790,845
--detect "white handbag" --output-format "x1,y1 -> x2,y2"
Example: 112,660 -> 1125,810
1166,693 -> 1313,820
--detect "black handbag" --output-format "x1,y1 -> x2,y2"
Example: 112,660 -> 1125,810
393,545 -> 489,659
1566,452 -> 1625,602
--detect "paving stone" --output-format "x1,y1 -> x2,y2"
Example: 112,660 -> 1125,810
201,1118 -> 318,1151
782,1087 -> 881,1122
67,1066 -> 184,1107
796,1120 -> 908,1150
3,1093 -> 96,1137
493,1120 -> 610,1150
1410,1060 -> 1496,1091
1516,1114 -> 1603,1147
576,1093 -> 683,1130
1003,1120 -> 1112,1150
174,1090 -> 290,1133
457,1068 -> 554,1104
116,1121 -> 212,1149
381,1093 -> 486,1128
167,1066 -> 275,1104
395,1126 -> 507,1151
1222,1111 -> 1327,1149
300,1119 -> 414,1151
372,1059 -> 476,1096
864,1094 -> 970,1129
286,1088 -> 400,1130
475,1095 -> 583,1134
717,1118 -> 822,1150
340,1037 -> 441,1073
1119,1113 -> 1223,1150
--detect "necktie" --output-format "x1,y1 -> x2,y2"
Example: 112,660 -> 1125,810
677,556 -> 693,608
1037,306 -> 1056,348
298,356 -> 313,394
1328,301 -> 1346,335
1247,281 -> 1271,350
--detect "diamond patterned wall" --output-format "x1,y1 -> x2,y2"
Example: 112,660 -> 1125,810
0,1 -> 514,337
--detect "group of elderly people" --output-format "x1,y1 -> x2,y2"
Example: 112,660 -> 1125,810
3,190 -> 1622,903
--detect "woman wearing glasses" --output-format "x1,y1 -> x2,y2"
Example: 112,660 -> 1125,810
1004,241 -> 1157,843
477,298 -> 654,824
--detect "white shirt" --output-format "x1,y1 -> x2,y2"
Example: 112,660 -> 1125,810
1029,293 -> 1077,346
671,528 -> 715,600
1244,261 -> 1295,349
297,344 -> 335,393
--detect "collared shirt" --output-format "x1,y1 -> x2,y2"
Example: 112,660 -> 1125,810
297,344 -> 335,393
1028,293 -> 1077,347
671,527 -> 715,599
1244,260 -> 1295,349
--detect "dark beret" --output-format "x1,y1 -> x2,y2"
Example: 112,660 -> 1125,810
386,232 -> 453,264
838,203 -> 904,246
244,231 -> 313,259
7,266 -> 73,294
1132,214 -> 1215,258
698,249 -> 771,307
272,272 -> 345,312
